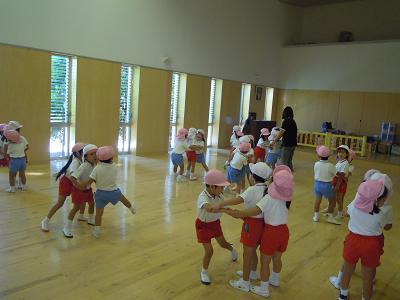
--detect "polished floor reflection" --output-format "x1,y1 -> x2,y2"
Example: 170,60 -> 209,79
0,148 -> 399,299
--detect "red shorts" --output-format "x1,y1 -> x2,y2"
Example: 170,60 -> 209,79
332,176 -> 347,194
343,232 -> 384,268
195,218 -> 223,243
240,217 -> 264,248
0,157 -> 9,167
186,150 -> 197,163
260,224 -> 289,256
254,147 -> 266,161
58,176 -> 73,197
71,186 -> 94,205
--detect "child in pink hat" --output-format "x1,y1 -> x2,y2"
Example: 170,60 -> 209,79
331,178 -> 390,300
79,146 -> 136,238
171,128 -> 189,182
313,145 -> 336,222
3,129 -> 29,193
265,127 -> 283,169
224,169 -> 294,298
254,128 -> 270,163
192,129 -> 209,177
41,142 -> 86,232
227,142 -> 251,194
195,170 -> 238,285
0,124 -> 9,167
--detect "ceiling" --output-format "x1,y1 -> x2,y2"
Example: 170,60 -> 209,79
279,0 -> 360,7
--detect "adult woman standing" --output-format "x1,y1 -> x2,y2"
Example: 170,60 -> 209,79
270,106 -> 297,171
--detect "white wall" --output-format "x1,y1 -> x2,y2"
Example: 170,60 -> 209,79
0,0 -> 301,87
300,0 -> 400,43
279,41 -> 400,93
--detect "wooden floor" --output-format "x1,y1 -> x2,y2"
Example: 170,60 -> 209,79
0,148 -> 399,300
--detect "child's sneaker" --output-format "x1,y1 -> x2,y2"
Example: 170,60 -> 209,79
236,270 -> 260,280
41,218 -> 50,232
190,173 -> 197,181
77,214 -> 87,222
17,184 -> 26,191
92,226 -> 101,238
129,204 -> 136,214
176,175 -> 187,182
229,278 -> 250,292
329,276 -> 340,289
269,273 -> 280,287
62,226 -> 73,238
250,285 -> 270,298
313,213 -> 319,222
184,170 -> 190,177
87,215 -> 95,225
327,215 -> 342,225
230,249 -> 238,261
321,207 -> 329,213
5,186 -> 16,193
200,271 -> 211,285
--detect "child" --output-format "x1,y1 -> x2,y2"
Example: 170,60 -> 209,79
41,143 -> 85,232
171,128 -> 189,182
254,128 -> 270,163
85,146 -> 136,238
224,167 -> 294,297
333,178 -> 390,300
195,169 -> 238,285
185,128 -> 198,180
266,127 -> 282,169
328,145 -> 350,225
0,123 -> 8,167
313,145 -> 336,222
62,144 -> 97,238
348,149 -> 356,177
194,129 -> 209,173
3,129 -> 29,192
227,142 -> 251,194
230,125 -> 243,152
211,162 -> 272,292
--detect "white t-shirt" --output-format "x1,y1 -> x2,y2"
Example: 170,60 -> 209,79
72,161 -> 95,190
90,162 -> 118,191
233,147 -> 254,157
230,134 -> 239,148
349,164 -> 355,175
240,183 -> 267,218
268,140 -> 281,154
230,151 -> 248,170
0,139 -> 4,159
347,200 -> 393,236
257,138 -> 269,149
314,160 -> 336,182
257,194 -> 288,225
173,139 -> 188,154
335,159 -> 349,176
197,190 -> 224,223
7,136 -> 28,158
194,139 -> 205,154
66,157 -> 81,178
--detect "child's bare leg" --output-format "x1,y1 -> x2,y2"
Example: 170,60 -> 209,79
9,171 -> 16,186
328,192 -> 337,214
272,252 -> 283,273
88,201 -> 94,215
202,243 -> 213,269
79,202 -> 86,214
178,163 -> 185,175
120,194 -> 132,208
251,249 -> 258,272
339,261 -> 356,291
191,162 -> 195,173
95,208 -> 104,226
242,245 -> 256,281
215,235 -> 233,251
201,162 -> 209,172
337,194 -> 344,213
47,195 -> 67,219
19,170 -> 26,185
361,265 -> 375,300
173,165 -> 178,173
68,204 -> 81,220
314,195 -> 322,213
260,253 -> 272,282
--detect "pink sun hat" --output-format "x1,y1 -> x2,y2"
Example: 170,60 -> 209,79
204,170 -> 230,186
260,128 -> 270,136
97,146 -> 114,161
363,169 -> 380,181
239,142 -> 251,153
354,179 -> 385,213
273,164 -> 291,176
316,145 -> 331,158
4,130 -> 21,143
71,142 -> 85,153
236,131 -> 244,137
0,123 -> 6,132
268,170 -> 294,202
177,128 -> 188,140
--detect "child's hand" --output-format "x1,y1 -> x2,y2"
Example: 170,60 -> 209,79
209,203 -> 221,212
225,209 -> 241,218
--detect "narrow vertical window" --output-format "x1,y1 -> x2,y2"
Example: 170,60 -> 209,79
207,78 -> 216,146
169,72 -> 180,149
118,64 -> 133,153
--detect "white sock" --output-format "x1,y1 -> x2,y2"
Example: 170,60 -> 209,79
337,270 -> 343,285
78,213 -> 84,218
314,212 -> 319,217
337,211 -> 343,217
250,270 -> 258,278
44,217 -> 50,221
65,219 -> 73,228
340,288 -> 348,296
129,206 -> 136,214
201,267 -> 208,273
270,271 -> 279,280
241,279 -> 250,285
94,225 -> 101,231
327,213 -> 333,217
260,280 -> 269,289
88,214 -> 94,218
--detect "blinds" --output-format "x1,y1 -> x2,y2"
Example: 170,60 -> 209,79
169,72 -> 180,124
50,55 -> 70,123
119,64 -> 133,124
208,78 -> 216,124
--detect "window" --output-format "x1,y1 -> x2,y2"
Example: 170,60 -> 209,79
50,55 -> 71,159
169,72 -> 181,149
239,83 -> 251,126
118,64 -> 133,153
207,78 -> 216,146
264,87 -> 274,120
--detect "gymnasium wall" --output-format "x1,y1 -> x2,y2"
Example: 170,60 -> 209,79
274,89 -> 400,141
300,0 -> 400,44
0,45 -> 50,164
0,0 -> 302,87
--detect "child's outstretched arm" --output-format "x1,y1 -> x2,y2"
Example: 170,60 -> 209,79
225,207 -> 262,219
210,196 -> 244,212
78,178 -> 95,190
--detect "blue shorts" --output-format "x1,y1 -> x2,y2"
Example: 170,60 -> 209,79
95,189 -> 123,209
266,152 -> 279,165
196,153 -> 205,163
9,157 -> 26,173
314,180 -> 333,199
227,166 -> 243,184
171,153 -> 184,166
